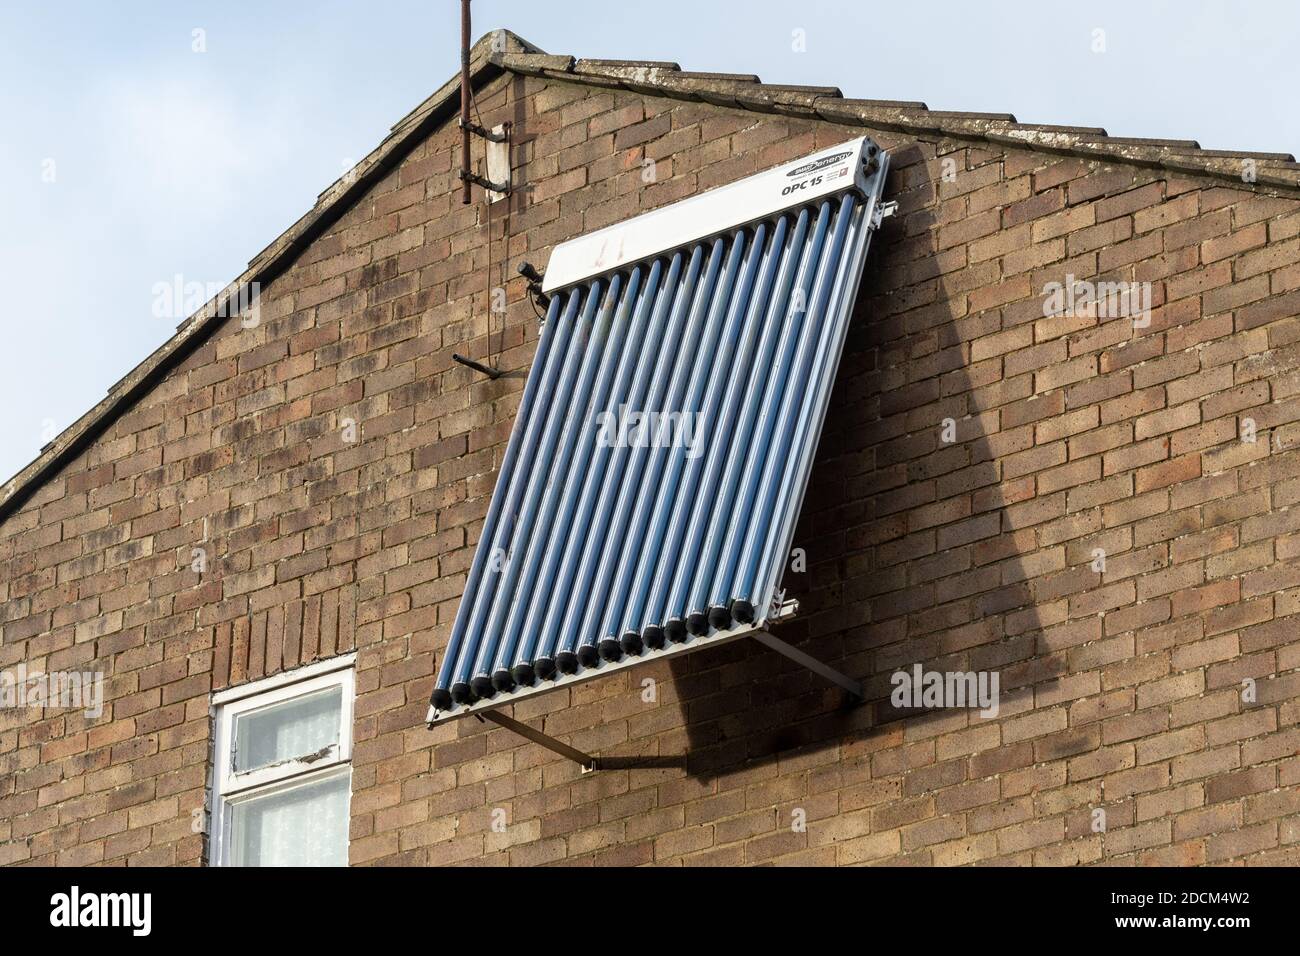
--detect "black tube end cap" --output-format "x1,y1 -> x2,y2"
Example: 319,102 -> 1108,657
664,617 -> 687,644
533,658 -> 557,682
621,630 -> 644,655
598,638 -> 624,662
556,651 -> 579,674
642,624 -> 666,650
470,675 -> 496,700
708,604 -> 732,631
450,682 -> 474,705
491,669 -> 516,694
510,663 -> 535,687
576,644 -> 601,669
687,610 -> 710,636
731,598 -> 756,625
430,688 -> 453,711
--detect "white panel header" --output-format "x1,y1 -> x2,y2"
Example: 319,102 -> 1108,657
542,136 -> 881,292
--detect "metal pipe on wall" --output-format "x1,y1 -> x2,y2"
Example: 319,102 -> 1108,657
459,0 -> 472,205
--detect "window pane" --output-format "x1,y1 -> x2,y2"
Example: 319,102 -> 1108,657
229,772 -> 349,866
233,686 -> 341,773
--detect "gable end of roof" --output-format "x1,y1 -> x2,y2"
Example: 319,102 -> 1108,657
4,29 -> 1297,526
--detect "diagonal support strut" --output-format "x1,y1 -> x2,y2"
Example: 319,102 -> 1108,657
751,629 -> 863,699
476,710 -> 599,772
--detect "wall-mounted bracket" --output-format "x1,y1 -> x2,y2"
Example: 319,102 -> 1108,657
452,353 -> 501,379
456,120 -> 512,203
870,200 -> 899,230
518,261 -> 550,312
460,118 -> 508,143
750,629 -> 863,700
476,710 -> 598,773
459,168 -> 510,198
769,590 -> 799,619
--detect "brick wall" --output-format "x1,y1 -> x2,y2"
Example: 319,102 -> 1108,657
2,68 -> 1298,866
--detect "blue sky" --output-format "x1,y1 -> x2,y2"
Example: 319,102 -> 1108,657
1,0 -> 1296,485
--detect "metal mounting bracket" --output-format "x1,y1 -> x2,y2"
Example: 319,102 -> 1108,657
456,120 -> 512,203
870,200 -> 899,230
452,353 -> 502,379
769,590 -> 799,619
476,710 -> 599,773
751,629 -> 864,699
460,118 -> 508,143
459,169 -> 510,197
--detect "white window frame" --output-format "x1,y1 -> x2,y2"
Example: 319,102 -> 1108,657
209,653 -> 356,867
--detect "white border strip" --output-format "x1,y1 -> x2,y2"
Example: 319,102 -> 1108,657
211,652 -> 357,707
542,136 -> 879,292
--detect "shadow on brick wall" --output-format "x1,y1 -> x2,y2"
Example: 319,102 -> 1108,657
663,141 -> 1050,787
